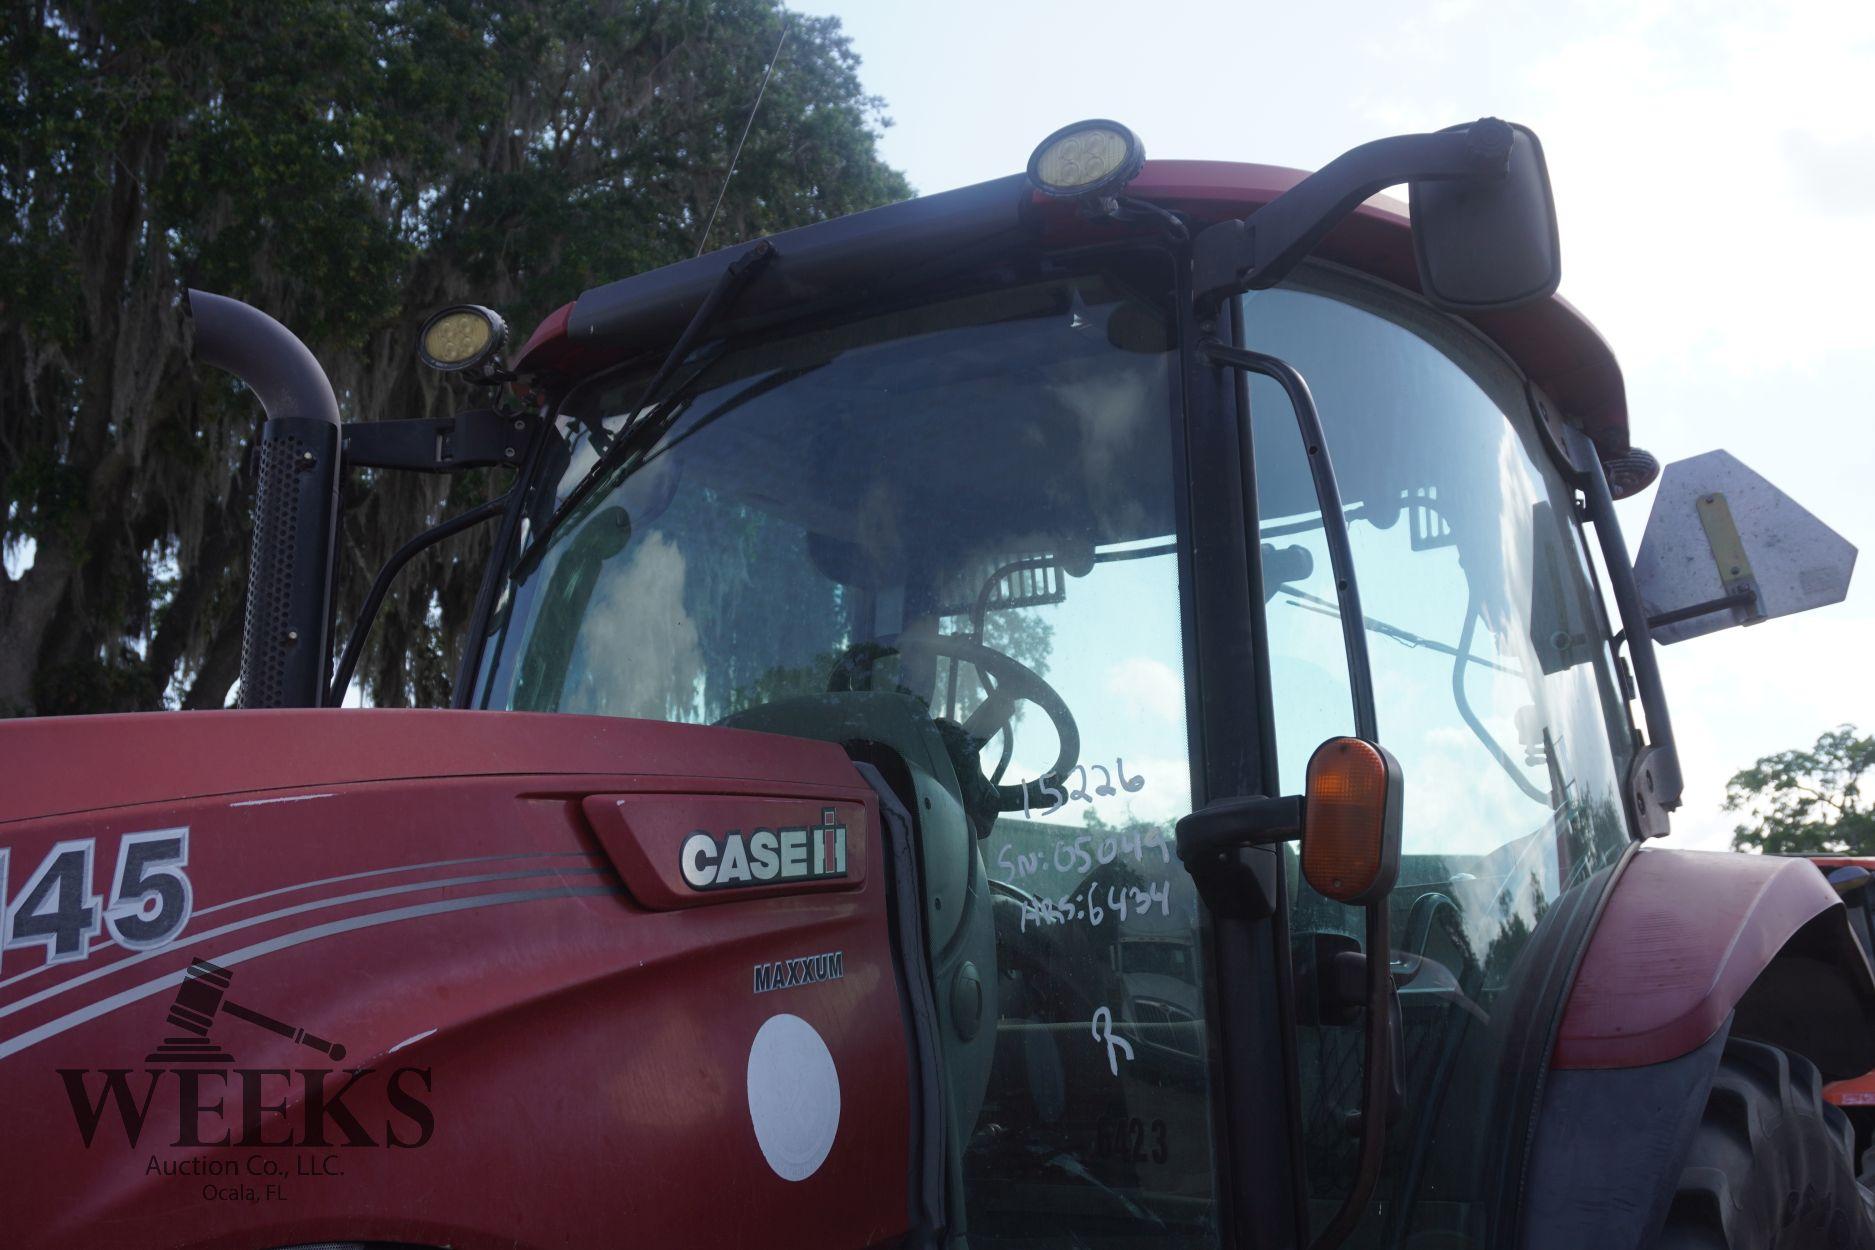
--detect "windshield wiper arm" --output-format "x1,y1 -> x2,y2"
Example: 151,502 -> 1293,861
1279,583 -> 1519,675
536,239 -> 777,545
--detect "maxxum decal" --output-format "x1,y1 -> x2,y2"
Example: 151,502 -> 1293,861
752,950 -> 845,995
680,807 -> 849,891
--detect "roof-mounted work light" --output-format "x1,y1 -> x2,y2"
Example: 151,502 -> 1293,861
1027,120 -> 1145,200
417,304 -> 508,374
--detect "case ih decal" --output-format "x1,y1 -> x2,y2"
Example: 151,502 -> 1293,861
680,807 -> 850,891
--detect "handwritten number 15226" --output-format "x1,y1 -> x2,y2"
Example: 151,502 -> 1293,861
1021,758 -> 1144,817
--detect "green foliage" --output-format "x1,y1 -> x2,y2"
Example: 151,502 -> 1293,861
1726,725 -> 1875,855
0,0 -> 909,715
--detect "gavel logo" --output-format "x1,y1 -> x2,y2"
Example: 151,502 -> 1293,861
146,958 -> 347,1064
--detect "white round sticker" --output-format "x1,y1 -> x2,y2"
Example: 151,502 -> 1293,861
746,1012 -> 841,1181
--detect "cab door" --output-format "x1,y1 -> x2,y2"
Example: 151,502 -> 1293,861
1239,268 -> 1636,1247
900,262 -> 1318,1250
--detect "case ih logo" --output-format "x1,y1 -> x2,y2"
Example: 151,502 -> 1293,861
57,957 -> 433,1155
680,807 -> 849,891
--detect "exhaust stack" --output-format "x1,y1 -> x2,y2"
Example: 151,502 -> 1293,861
187,289 -> 341,709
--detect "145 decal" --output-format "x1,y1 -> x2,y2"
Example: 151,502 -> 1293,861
0,828 -> 193,972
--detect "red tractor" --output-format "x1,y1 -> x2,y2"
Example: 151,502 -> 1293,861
1,118 -> 1865,1249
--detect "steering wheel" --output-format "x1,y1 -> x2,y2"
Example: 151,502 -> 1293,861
830,634 -> 1080,812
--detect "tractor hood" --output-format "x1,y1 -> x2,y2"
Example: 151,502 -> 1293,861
0,708 -> 911,1250
0,707 -> 863,826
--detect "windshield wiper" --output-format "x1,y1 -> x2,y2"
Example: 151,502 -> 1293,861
1282,583 -> 1552,804
1278,583 -> 1518,675
534,239 -> 777,548
640,358 -> 829,470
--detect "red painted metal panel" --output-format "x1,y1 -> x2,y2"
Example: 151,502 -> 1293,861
1825,1069 -> 1875,1106
510,299 -> 573,372
0,716 -> 908,1249
1808,856 -> 1875,872
0,708 -> 864,827
1553,848 -> 1841,1069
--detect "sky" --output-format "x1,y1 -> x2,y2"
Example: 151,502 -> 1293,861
804,0 -> 1875,851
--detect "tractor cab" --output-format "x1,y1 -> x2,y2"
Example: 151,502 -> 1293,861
446,119 -> 1680,1247
38,118 -> 1850,1250
395,120 -> 1857,1247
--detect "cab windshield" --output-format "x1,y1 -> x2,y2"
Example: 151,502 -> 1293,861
477,252 -> 1182,760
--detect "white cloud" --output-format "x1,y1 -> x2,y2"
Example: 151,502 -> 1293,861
1105,656 -> 1184,726
558,532 -> 702,719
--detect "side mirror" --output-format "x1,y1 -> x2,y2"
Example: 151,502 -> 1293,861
1828,864 -> 1874,896
1192,117 -> 1561,314
1409,122 -> 1561,313
1633,449 -> 1857,644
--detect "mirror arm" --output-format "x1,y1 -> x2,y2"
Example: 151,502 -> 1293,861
1646,587 -> 1760,632
1566,425 -> 1684,828
1193,120 -> 1513,312
340,408 -> 539,473
1175,794 -> 1304,861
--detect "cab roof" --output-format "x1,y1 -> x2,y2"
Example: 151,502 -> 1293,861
514,159 -> 1629,455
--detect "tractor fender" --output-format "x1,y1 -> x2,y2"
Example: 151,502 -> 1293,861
1520,847 -> 1875,1250
1553,847 -> 1875,1076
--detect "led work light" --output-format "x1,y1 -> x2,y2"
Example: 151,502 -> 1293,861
1026,120 -> 1145,200
417,304 -> 508,373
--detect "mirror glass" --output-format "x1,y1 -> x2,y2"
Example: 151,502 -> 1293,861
1409,124 -> 1561,312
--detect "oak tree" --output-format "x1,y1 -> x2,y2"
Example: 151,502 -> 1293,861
1,0 -> 910,715
1727,725 -> 1875,855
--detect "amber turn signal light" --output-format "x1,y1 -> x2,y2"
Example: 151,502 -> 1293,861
1301,737 -> 1403,905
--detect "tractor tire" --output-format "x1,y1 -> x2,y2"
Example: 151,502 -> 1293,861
1654,1037 -> 1875,1249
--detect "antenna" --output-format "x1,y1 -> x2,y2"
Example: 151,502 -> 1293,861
695,16 -> 792,258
